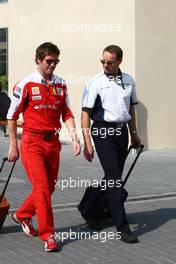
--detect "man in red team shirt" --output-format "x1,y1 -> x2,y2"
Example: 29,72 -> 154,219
7,42 -> 81,252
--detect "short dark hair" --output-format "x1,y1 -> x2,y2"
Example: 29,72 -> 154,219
35,42 -> 60,64
103,45 -> 123,60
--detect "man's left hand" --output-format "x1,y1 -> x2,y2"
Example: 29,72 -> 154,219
131,133 -> 141,148
72,139 -> 81,156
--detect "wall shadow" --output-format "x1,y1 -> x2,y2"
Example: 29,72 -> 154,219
136,101 -> 148,150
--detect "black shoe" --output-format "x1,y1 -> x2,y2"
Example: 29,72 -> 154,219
120,229 -> 139,243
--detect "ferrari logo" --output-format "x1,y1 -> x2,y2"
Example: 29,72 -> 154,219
52,86 -> 57,95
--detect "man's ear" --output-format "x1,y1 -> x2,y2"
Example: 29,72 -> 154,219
36,58 -> 41,65
118,59 -> 122,65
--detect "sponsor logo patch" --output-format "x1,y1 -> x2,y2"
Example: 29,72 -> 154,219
33,104 -> 58,110
13,93 -> 20,99
32,87 -> 40,95
56,88 -> 63,95
34,105 -> 40,109
51,86 -> 63,96
124,84 -> 130,90
32,95 -> 42,100
52,86 -> 58,96
14,86 -> 22,95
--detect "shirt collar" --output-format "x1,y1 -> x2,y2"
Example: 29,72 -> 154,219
34,69 -> 56,84
104,68 -> 122,80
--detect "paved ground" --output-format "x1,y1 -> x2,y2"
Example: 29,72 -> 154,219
0,134 -> 176,264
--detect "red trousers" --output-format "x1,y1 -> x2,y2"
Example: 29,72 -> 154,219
16,131 -> 61,240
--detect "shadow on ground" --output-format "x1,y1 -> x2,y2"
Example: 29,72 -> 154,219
1,207 -> 176,245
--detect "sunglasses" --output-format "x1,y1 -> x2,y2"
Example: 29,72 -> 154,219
45,59 -> 60,65
100,60 -> 116,66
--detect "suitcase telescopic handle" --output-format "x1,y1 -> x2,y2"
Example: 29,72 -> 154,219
0,157 -> 8,173
122,144 -> 144,187
0,157 -> 16,203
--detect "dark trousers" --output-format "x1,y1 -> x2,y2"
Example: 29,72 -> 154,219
91,121 -> 129,231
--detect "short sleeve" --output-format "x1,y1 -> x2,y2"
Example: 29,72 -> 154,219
82,80 -> 98,110
7,82 -> 28,120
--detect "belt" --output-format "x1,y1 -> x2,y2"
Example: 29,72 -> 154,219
94,121 -> 126,128
43,132 -> 57,141
23,130 -> 58,141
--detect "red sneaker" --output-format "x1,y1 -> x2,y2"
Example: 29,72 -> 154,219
11,213 -> 37,237
44,235 -> 58,252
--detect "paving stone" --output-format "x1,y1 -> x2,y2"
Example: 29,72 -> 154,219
1,136 -> 176,263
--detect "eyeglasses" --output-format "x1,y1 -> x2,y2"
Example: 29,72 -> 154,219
45,59 -> 60,65
100,60 -> 116,66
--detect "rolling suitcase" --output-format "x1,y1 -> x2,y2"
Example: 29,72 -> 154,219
0,158 -> 16,230
78,144 -> 144,228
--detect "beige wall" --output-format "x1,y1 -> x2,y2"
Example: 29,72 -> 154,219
1,0 -> 175,148
135,0 -> 176,149
0,0 -> 135,141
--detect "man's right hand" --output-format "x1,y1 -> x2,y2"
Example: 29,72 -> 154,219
7,120 -> 19,161
8,144 -> 19,162
83,143 -> 94,162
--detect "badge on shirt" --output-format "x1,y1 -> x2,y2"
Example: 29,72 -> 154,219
52,86 -> 58,96
56,88 -> 63,96
13,85 -> 22,98
14,86 -> 22,95
34,105 -> 40,109
52,86 -> 63,96
13,93 -> 20,99
32,87 -> 40,95
123,83 -> 130,89
32,95 -> 42,100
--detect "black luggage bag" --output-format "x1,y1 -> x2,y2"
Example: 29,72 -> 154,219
0,158 -> 16,230
78,145 -> 144,228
